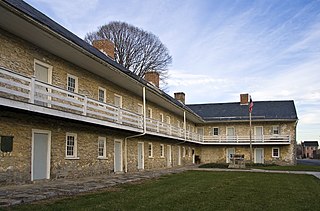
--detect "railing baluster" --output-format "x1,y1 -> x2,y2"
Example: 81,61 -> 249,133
29,76 -> 35,104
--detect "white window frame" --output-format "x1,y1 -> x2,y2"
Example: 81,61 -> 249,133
67,74 -> 78,97
147,108 -> 153,118
65,133 -> 78,159
160,113 -> 164,122
137,103 -> 143,115
272,147 -> 280,158
114,94 -> 122,108
97,137 -> 107,159
160,144 -> 165,158
272,125 -> 280,135
34,59 -> 53,84
177,120 -> 181,128
166,116 -> 171,125
197,127 -> 204,136
182,147 -> 186,157
148,143 -> 153,158
213,127 -> 219,136
188,147 -> 191,157
98,87 -> 106,104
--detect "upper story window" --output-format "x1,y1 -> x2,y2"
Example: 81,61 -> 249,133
114,94 -> 122,108
147,108 -> 152,118
137,104 -> 143,115
148,143 -> 153,158
272,126 -> 280,135
98,87 -> 106,103
177,120 -> 181,128
197,127 -> 204,136
34,59 -> 52,84
166,116 -> 171,125
159,113 -> 164,122
66,133 -> 77,158
67,74 -> 78,97
98,137 -> 107,159
213,127 -> 219,136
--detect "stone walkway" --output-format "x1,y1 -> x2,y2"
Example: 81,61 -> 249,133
0,166 -> 192,207
1,166 -> 319,207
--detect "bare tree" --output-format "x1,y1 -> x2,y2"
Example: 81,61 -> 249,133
85,21 -> 172,86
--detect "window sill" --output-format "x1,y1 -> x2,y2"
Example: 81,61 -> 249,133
148,156 -> 154,159
160,156 -> 165,159
97,157 -> 108,160
65,157 -> 80,160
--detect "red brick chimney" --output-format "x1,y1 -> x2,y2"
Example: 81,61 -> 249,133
240,93 -> 249,105
144,71 -> 160,88
174,92 -> 185,104
92,39 -> 115,60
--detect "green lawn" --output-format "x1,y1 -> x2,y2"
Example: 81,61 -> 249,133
9,171 -> 320,211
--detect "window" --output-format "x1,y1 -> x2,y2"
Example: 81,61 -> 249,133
98,87 -> 106,103
67,74 -> 78,97
148,143 -> 153,158
213,127 -> 219,136
137,104 -> 143,115
166,116 -> 171,124
160,144 -> 165,157
66,133 -> 77,158
160,113 -> 164,122
272,147 -> 280,158
114,94 -> 122,108
177,120 -> 180,128
98,137 -> 106,158
147,108 -> 152,118
182,147 -> 186,157
197,127 -> 204,136
272,126 -> 280,135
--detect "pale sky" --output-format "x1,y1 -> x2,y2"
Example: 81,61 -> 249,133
24,0 -> 320,142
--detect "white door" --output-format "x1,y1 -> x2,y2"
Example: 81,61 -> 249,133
254,126 -> 263,141
32,130 -> 51,181
34,61 -> 52,106
226,127 -> 235,141
178,146 -> 181,165
254,148 -> 264,164
114,139 -> 123,172
192,149 -> 195,164
226,148 -> 235,163
137,142 -> 144,170
167,145 -> 172,167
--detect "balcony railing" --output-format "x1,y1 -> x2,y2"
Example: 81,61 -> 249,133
0,67 -> 291,145
0,67 -> 204,142
202,135 -> 290,144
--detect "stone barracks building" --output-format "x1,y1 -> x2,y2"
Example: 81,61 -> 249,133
0,0 -> 298,184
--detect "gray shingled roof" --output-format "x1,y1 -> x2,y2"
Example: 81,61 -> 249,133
187,101 -> 298,122
302,141 -> 319,147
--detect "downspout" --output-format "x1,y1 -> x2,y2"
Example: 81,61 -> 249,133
124,86 -> 147,173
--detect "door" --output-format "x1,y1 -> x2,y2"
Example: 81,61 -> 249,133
34,61 -> 52,106
32,130 -> 51,181
192,149 -> 195,164
254,148 -> 264,164
226,148 -> 235,163
178,146 -> 181,166
114,139 -> 123,172
254,126 -> 263,141
167,145 -> 172,167
226,127 -> 235,141
137,142 -> 144,170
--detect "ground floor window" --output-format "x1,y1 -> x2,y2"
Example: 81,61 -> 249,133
98,137 -> 107,158
160,144 -> 165,157
272,147 -> 280,158
148,143 -> 153,158
66,133 -> 77,158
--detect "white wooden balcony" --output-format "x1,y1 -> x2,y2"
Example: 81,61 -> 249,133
201,135 -> 291,145
0,67 -> 203,142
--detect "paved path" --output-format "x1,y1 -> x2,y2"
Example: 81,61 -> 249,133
193,168 -> 320,179
0,166 -> 192,207
297,159 -> 320,166
1,166 -> 319,207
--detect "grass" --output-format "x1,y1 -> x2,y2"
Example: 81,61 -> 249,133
199,163 -> 320,172
8,171 -> 320,211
